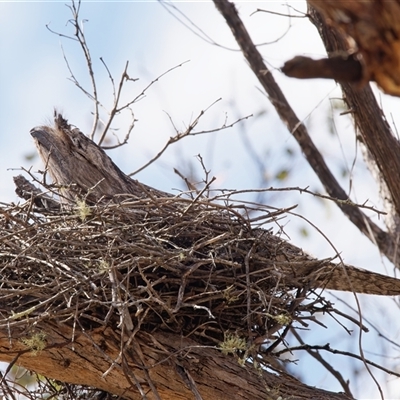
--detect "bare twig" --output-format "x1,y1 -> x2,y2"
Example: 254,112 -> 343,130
276,338 -> 400,379
212,0 -> 398,268
129,100 -> 251,176
98,60 -> 189,147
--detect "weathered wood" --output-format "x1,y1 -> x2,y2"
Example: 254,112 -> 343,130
13,175 -> 60,210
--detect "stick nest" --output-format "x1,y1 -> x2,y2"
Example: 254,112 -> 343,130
1,187 -> 334,351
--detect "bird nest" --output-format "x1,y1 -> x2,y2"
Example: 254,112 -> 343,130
0,182 -> 336,352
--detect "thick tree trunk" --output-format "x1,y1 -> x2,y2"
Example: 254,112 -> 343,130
0,323 -> 351,400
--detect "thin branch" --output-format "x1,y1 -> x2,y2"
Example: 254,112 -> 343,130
212,0 -> 397,267
47,0 -> 100,138
250,8 -> 307,18
208,186 -> 385,216
128,98 -> 236,176
98,60 -> 189,147
67,0 -> 99,138
275,340 -> 400,379
118,60 -> 190,114
159,0 -> 239,51
97,60 -> 130,146
289,328 -> 351,398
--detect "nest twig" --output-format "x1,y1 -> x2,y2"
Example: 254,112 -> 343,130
1,187 -> 336,348
6,109 -> 400,396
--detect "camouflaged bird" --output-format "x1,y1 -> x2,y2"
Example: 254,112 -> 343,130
30,113 -> 400,296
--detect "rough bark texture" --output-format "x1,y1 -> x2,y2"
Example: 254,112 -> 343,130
3,2 -> 400,398
284,0 -> 400,97
0,324 -> 351,400
306,5 -> 400,253
31,114 -> 167,204
212,0 -> 400,267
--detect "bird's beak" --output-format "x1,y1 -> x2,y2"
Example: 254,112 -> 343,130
31,129 -> 51,151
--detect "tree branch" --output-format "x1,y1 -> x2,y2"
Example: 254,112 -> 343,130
307,4 -> 400,254
212,0 -> 398,266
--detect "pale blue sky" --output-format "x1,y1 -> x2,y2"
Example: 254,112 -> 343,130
1,1 -> 328,201
1,1 -> 400,397
0,0 -> 379,260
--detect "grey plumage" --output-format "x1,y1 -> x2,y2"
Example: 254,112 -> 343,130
31,113 -> 400,296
